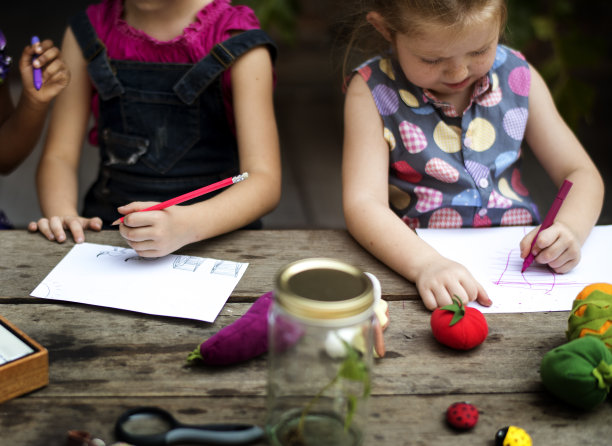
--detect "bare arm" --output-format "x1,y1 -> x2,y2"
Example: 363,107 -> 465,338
118,45 -> 281,257
30,28 -> 102,242
342,75 -> 490,310
520,64 -> 604,271
0,39 -> 69,174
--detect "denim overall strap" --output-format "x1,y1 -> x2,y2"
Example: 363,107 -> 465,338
174,29 -> 277,105
69,11 -> 124,100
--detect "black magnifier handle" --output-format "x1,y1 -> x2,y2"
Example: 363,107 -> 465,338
165,425 -> 264,445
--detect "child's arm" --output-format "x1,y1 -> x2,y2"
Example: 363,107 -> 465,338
29,28 -> 102,242
342,75 -> 491,311
116,45 -> 281,257
0,39 -> 69,174
520,65 -> 604,273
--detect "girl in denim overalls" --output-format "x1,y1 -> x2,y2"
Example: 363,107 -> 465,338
31,0 -> 281,257
342,0 -> 603,310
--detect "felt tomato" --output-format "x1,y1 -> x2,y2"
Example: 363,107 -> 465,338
430,296 -> 488,350
446,401 -> 479,430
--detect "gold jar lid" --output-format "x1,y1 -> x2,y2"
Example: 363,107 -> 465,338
275,258 -> 374,320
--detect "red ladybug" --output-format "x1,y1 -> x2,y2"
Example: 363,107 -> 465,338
446,402 -> 479,430
430,296 -> 488,350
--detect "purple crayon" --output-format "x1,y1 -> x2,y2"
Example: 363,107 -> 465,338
31,36 -> 42,90
521,180 -> 573,273
0,29 -> 12,85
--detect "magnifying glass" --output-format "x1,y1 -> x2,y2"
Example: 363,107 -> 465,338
115,407 -> 264,445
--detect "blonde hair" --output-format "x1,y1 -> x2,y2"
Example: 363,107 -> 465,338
341,0 -> 507,78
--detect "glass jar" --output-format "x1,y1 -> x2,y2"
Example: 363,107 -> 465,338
266,258 -> 376,446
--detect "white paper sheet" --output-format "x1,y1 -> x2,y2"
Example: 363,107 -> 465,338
31,242 -> 248,322
416,225 -> 612,313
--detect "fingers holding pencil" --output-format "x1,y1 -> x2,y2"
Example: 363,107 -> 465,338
114,172 -> 249,225
114,173 -> 249,257
118,203 -> 193,258
113,201 -> 158,226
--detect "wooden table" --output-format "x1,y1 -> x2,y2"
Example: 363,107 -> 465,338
1,230 -> 610,445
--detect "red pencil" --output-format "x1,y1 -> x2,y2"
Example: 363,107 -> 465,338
116,172 -> 248,224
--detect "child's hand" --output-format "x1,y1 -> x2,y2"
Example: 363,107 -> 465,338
520,221 -> 581,273
116,202 -> 192,258
28,215 -> 103,243
413,254 -> 492,311
19,38 -> 70,104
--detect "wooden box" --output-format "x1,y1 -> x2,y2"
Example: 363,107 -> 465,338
0,315 -> 48,404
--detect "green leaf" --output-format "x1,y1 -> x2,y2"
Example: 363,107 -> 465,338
440,295 -> 465,326
344,395 -> 358,431
338,340 -> 368,382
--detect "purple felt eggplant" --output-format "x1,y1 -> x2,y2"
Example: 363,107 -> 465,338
188,292 -> 273,366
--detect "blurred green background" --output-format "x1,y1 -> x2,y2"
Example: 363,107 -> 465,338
244,0 -> 611,133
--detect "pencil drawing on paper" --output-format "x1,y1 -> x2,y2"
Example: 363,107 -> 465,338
96,248 -> 162,264
489,247 -> 588,294
124,256 -> 156,262
30,242 -> 249,323
211,260 -> 243,278
97,247 -> 131,257
173,255 -> 204,272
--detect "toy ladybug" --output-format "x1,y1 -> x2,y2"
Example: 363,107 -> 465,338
495,425 -> 532,446
446,402 -> 478,430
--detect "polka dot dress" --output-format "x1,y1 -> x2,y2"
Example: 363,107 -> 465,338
356,45 -> 540,229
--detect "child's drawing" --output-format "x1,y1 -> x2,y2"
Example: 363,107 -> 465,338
489,247 -> 589,295
416,225 -> 612,313
211,260 -> 243,278
97,247 -> 131,257
31,242 -> 250,323
173,255 -> 204,272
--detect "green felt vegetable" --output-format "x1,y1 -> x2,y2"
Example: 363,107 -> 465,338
566,283 -> 612,351
540,336 -> 612,410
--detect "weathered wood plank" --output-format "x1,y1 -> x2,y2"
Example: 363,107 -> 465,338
0,230 -> 417,301
0,302 -> 575,396
1,394 -> 609,446
2,230 -> 608,446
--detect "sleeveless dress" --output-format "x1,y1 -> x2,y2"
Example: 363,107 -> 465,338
356,45 -> 540,229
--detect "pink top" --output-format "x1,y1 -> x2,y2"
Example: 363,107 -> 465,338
86,0 -> 261,145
